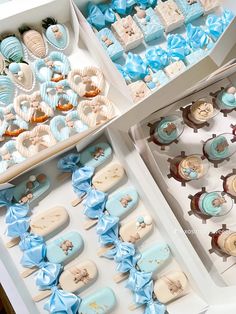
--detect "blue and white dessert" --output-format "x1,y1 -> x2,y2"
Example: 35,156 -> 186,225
97,28 -> 124,61
216,86 -> 236,111
198,191 -> 232,217
199,0 -> 220,14
80,142 -> 112,168
42,17 -> 68,50
133,7 -> 164,42
174,0 -> 204,23
0,35 -> 24,62
204,134 -> 233,161
144,70 -> 169,90
164,61 -> 186,78
185,49 -> 207,65
0,75 -> 15,105
145,47 -> 169,72
154,115 -> 184,144
128,80 -> 151,103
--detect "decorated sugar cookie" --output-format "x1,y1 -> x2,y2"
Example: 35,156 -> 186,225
50,110 -> 88,142
35,51 -> 71,83
7,62 -> 35,92
14,91 -> 54,124
19,25 -> 47,59
0,35 -> 24,62
78,95 -> 115,127
16,125 -> 57,158
42,17 -> 69,50
68,67 -> 104,98
0,75 -> 15,105
0,140 -> 25,173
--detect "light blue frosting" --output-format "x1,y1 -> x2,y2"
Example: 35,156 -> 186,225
80,142 -> 112,168
0,75 -> 15,105
133,8 -> 164,42
79,287 -> 116,314
97,28 -> 124,61
155,119 -> 178,144
105,187 -> 138,217
50,111 -> 88,142
199,192 -> 222,216
185,49 -> 207,65
217,90 -> 236,110
46,24 -> 68,49
137,243 -> 171,273
174,0 -> 203,23
0,141 -> 25,173
205,135 -> 230,160
0,36 -> 24,62
46,231 -> 83,264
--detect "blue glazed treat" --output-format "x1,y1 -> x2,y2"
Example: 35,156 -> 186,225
80,142 -> 112,168
185,49 -> 207,65
133,7 -> 164,42
0,76 -> 15,105
0,36 -> 24,62
97,28 -> 124,61
42,17 -> 68,49
106,187 -> 138,217
155,118 -> 178,144
174,0 -> 204,23
199,192 -> 223,216
216,87 -> 236,111
204,135 -> 230,161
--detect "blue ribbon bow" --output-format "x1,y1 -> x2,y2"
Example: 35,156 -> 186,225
111,0 -> 135,15
134,280 -> 166,314
57,153 -> 80,173
71,166 -> 94,199
205,14 -> 224,41
36,262 -> 62,290
115,63 -> 131,83
135,0 -> 157,9
44,286 -> 81,314
145,47 -> 169,71
5,203 -> 29,224
186,23 -> 211,50
98,3 -> 116,24
83,189 -> 107,219
0,188 -> 14,207
87,2 -> 106,30
125,53 -> 148,81
21,243 -> 46,268
221,9 -> 234,30
167,34 -> 190,61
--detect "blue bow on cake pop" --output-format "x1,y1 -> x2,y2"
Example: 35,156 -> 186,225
167,34 -> 190,62
111,0 -> 136,15
186,24 -> 212,50
135,0 -> 157,9
145,47 -> 169,72
221,9 -> 234,30
134,280 -> 166,314
125,53 -> 148,81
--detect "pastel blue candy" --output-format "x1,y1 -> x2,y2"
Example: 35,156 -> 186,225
46,24 -> 68,49
0,76 -> 15,105
80,142 -> 112,168
0,36 -> 24,62
46,231 -> 83,264
216,90 -> 236,110
185,49 -> 207,66
204,135 -> 230,161
137,243 -> 171,273
106,187 -> 138,218
13,174 -> 50,203
79,287 -> 116,314
9,62 -> 21,74
199,192 -> 222,216
133,8 -> 164,42
174,0 -> 204,23
97,28 -> 124,61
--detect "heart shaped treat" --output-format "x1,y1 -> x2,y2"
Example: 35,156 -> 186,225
0,54 -> 5,73
34,51 -> 71,83
68,66 -> 104,98
50,110 -> 88,142
0,75 -> 15,105
19,25 -> 47,59
7,62 -> 35,92
40,79 -> 78,112
0,140 -> 25,173
16,125 -> 57,157
78,95 -> 115,127
0,104 -> 28,139
42,17 -> 69,50
14,91 -> 54,124
0,35 -> 24,62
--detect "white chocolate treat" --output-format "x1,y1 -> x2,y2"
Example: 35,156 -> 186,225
7,63 -> 34,92
128,81 -> 151,103
59,260 -> 97,292
155,0 -> 185,32
111,16 -> 143,52
30,206 -> 69,237
119,214 -> 153,243
217,230 -> 236,256
154,271 -> 188,303
189,100 -> 214,124
225,175 -> 236,197
92,162 -> 125,192
164,61 -> 186,79
199,0 -> 220,13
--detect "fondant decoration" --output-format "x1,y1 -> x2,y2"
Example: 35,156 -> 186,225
145,47 -> 169,72
78,96 -> 115,127
7,62 -> 35,92
0,104 -> 28,139
174,0 -> 204,23
178,154 -> 209,181
16,125 -> 57,158
14,91 -> 54,123
0,35 -> 24,62
68,67 -> 104,98
216,86 -> 236,111
188,99 -> 217,125
164,61 -> 186,78
133,7 -> 164,42
79,287 -> 116,314
155,0 -> 185,32
0,140 -> 25,173
199,0 -> 220,14
50,110 -> 88,142
128,81 -> 151,103
34,51 -> 70,83
40,79 -> 78,111
79,142 -> 112,168
0,75 -> 15,105
42,17 -> 69,50
111,15 -> 143,51
96,28 -> 124,61
19,25 -> 47,58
